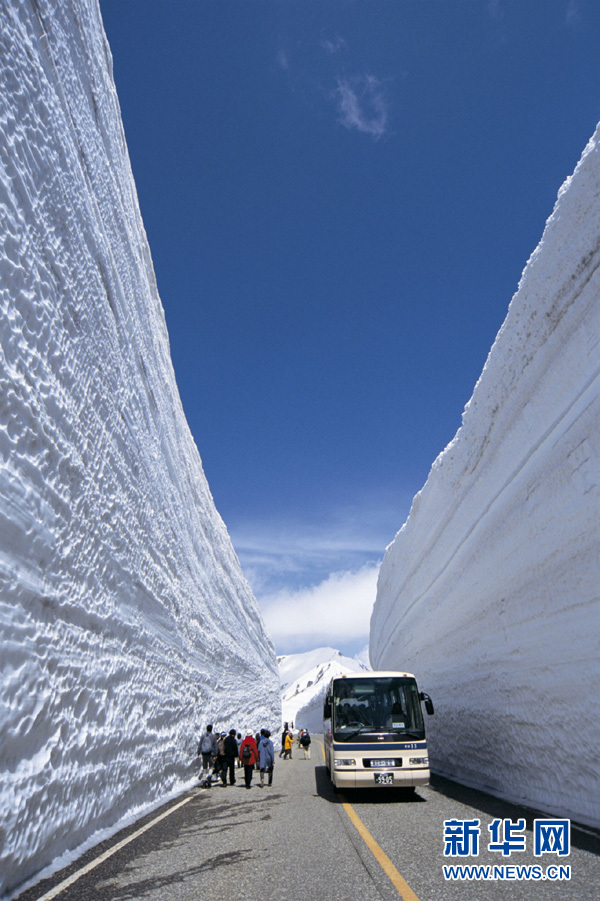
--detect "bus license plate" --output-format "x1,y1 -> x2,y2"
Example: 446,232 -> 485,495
375,773 -> 394,785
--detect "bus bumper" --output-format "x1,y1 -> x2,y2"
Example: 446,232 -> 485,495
334,768 -> 430,789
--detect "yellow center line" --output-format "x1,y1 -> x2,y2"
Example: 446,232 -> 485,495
317,739 -> 421,901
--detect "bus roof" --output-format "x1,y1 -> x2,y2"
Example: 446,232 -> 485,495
331,670 -> 417,680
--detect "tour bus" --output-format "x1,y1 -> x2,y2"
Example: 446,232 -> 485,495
323,671 -> 434,790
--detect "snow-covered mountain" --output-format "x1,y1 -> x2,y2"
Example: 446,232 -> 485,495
278,648 -> 370,732
0,3 -> 280,897
371,123 -> 600,828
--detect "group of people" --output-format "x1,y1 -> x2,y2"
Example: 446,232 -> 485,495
197,724 -> 275,789
279,722 -> 312,760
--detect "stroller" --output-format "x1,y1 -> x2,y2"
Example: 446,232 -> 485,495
198,755 -> 223,788
199,762 -> 217,788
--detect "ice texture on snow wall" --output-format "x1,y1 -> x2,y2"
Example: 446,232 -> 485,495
0,1 -> 280,894
371,124 -> 600,829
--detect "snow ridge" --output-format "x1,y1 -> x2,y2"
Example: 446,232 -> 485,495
279,648 -> 370,731
0,2 -> 279,896
370,123 -> 600,828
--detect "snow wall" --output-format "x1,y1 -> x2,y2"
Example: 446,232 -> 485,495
0,2 -> 280,895
370,123 -> 600,829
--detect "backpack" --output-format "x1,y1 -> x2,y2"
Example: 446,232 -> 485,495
242,743 -> 252,760
200,734 -> 213,753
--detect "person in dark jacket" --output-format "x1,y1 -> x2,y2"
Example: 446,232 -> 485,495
300,729 -> 312,759
240,732 -> 259,788
279,722 -> 289,758
214,732 -> 227,783
222,729 -> 239,785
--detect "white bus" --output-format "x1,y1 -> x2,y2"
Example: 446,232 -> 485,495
323,670 -> 434,790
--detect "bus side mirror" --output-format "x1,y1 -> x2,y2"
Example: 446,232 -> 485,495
323,698 -> 332,719
420,692 -> 434,715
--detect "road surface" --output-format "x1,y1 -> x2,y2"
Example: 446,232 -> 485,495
14,738 -> 600,901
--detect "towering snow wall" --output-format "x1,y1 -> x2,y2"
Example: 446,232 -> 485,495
370,124 -> 600,829
0,1 -> 280,895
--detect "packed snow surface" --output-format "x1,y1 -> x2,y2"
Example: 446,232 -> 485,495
278,648 -> 370,732
0,2 -> 280,896
371,123 -> 600,828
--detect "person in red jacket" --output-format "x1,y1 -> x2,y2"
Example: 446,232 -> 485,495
240,732 -> 259,788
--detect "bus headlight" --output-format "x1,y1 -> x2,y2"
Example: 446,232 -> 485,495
409,756 -> 429,766
334,759 -> 356,768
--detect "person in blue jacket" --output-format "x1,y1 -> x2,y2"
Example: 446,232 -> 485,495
258,729 -> 275,787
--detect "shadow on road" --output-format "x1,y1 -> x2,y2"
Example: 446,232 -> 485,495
429,774 -> 600,856
92,850 -> 257,901
13,786 -> 288,901
313,765 -> 427,805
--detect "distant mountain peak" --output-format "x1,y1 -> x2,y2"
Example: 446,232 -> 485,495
278,647 -> 370,730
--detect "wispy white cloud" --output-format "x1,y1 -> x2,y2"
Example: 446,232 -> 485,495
233,525 -> 385,598
274,32 -> 391,141
334,75 -> 390,139
230,500 -> 401,597
488,0 -> 504,20
229,497 -> 410,654
566,0 -> 580,25
321,35 -> 346,55
259,563 -> 379,654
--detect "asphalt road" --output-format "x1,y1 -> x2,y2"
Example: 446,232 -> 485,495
15,738 -> 600,901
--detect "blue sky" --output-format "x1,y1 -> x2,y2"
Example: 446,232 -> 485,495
99,1 -> 600,656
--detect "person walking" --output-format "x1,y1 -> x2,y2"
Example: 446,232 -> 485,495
279,723 -> 289,758
215,732 -> 227,783
240,731 -> 259,788
198,724 -> 218,770
254,732 -> 262,770
222,729 -> 239,785
283,729 -> 293,759
300,729 -> 312,759
236,732 -> 243,767
258,730 -> 275,787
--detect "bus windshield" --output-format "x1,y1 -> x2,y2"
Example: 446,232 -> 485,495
332,676 -> 425,741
